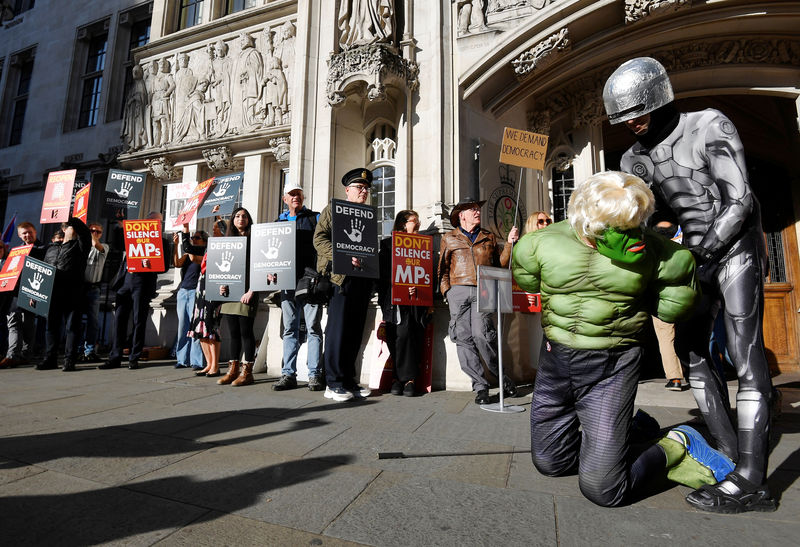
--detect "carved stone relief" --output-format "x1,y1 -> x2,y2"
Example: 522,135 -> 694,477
486,0 -> 557,25
269,136 -> 291,163
512,27 -> 569,78
338,0 -> 395,51
120,20 -> 297,154
202,146 -> 236,171
327,43 -> 419,107
527,109 -> 551,136
454,1 -> 489,36
625,0 -> 691,24
144,156 -> 176,181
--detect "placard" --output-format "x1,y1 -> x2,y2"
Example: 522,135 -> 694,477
72,183 -> 91,223
40,169 -> 77,224
0,244 -> 33,292
250,222 -> 296,291
175,177 -> 214,226
477,265 -> 513,314
512,280 -> 542,314
104,169 -> 145,220
165,181 -> 198,231
390,231 -> 433,307
122,219 -> 165,272
18,257 -> 55,317
331,199 -> 379,279
198,172 -> 243,218
206,237 -> 247,301
499,127 -> 549,170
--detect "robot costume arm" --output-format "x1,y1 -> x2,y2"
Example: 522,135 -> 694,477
694,112 -> 753,261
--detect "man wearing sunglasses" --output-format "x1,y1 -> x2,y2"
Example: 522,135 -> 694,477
79,223 -> 109,362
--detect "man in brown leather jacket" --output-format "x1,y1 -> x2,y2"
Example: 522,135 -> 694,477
438,197 -> 518,404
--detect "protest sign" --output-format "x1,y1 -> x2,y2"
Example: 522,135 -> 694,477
0,244 -> 33,292
331,199 -> 378,278
198,172 -> 243,218
499,127 -> 549,170
122,219 -> 164,272
18,257 -> 55,317
104,169 -> 145,220
72,183 -> 91,223
175,177 -> 214,226
250,222 -> 296,291
165,181 -> 198,231
206,237 -> 247,302
391,231 -> 433,307
511,279 -> 542,313
40,169 -> 76,224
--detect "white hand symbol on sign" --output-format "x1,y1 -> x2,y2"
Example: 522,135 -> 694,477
115,181 -> 133,198
212,182 -> 230,197
344,219 -> 364,243
215,251 -> 233,272
261,238 -> 281,260
29,272 -> 43,290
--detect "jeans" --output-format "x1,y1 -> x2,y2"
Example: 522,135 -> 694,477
6,297 -> 36,359
280,291 -> 322,377
176,287 -> 204,367
82,285 -> 101,355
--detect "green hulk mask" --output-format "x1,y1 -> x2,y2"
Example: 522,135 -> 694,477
595,227 -> 646,263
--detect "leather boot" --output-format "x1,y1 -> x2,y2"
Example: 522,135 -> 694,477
217,360 -> 240,385
232,361 -> 254,386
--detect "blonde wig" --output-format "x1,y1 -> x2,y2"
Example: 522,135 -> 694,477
567,171 -> 654,241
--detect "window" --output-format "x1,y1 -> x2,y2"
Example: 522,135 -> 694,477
10,0 -> 35,17
179,0 -> 204,29
224,0 -> 256,15
78,33 -> 107,128
108,3 -> 152,123
551,166 -> 575,222
7,52 -> 34,146
371,166 -> 396,238
118,18 -> 151,118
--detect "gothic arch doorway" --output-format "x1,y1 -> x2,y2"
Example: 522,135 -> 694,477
603,94 -> 800,372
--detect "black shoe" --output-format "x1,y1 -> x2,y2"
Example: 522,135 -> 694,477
307,374 -> 325,391
35,360 -> 58,370
475,389 -> 490,405
502,377 -> 517,398
98,360 -> 121,370
128,361 -> 140,370
62,361 -> 76,372
272,375 -> 298,391
205,371 -> 220,377
403,380 -> 416,397
686,472 -> 777,514
390,380 -> 403,396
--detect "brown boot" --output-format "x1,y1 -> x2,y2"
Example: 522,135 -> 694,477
217,360 -> 240,385
231,361 -> 254,386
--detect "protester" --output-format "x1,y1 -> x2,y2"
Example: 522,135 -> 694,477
81,222 -> 109,362
217,207 -> 258,386
313,168 -> 375,402
524,211 -> 552,233
272,180 -> 324,392
437,197 -> 517,404
98,212 -> 170,370
0,222 -> 46,368
173,228 -> 206,369
0,242 -> 9,358
40,218 -> 92,371
605,57 -> 776,512
183,224 -> 223,379
512,170 -> 736,507
378,210 -> 431,397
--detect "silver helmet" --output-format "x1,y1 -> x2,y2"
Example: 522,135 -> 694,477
603,57 -> 674,125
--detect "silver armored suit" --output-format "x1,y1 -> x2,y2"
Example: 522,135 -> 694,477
621,108 -> 773,488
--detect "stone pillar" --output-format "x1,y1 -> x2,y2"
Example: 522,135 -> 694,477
242,154 -> 264,218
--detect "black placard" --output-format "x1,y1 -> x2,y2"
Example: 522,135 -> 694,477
198,172 -> 243,218
206,237 -> 248,301
331,199 -> 379,278
18,257 -> 55,317
104,169 -> 145,220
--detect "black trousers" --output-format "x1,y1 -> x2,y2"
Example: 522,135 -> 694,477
323,277 -> 372,390
385,305 -> 426,383
109,282 -> 154,363
44,282 -> 82,363
224,314 -> 256,362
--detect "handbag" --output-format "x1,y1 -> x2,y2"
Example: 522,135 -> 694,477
295,265 -> 333,304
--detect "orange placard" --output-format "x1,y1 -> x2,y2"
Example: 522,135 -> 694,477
175,177 -> 214,226
499,127 -> 549,170
0,244 -> 33,292
40,169 -> 77,224
122,219 -> 164,272
72,183 -> 91,223
390,232 -> 433,307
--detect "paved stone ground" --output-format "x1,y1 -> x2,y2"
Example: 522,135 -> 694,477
1,361 -> 798,546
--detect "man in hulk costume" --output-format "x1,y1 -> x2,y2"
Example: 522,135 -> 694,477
512,170 -> 733,507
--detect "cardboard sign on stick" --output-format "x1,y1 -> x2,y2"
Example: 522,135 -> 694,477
72,183 -> 91,223
198,172 -> 243,218
331,199 -> 379,279
122,219 -> 165,272
104,169 -> 145,220
391,231 -> 433,307
499,127 -> 549,170
0,244 -> 33,292
40,169 -> 77,224
250,222 -> 296,291
175,178 -> 214,226
165,181 -> 198,231
18,257 -> 55,317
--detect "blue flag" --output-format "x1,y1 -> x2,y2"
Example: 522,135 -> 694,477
2,213 -> 16,245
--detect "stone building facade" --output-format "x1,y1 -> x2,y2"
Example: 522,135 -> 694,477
2,1 -> 798,384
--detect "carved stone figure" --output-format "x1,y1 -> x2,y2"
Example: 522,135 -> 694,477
237,33 -> 264,131
121,64 -> 148,152
176,79 -> 209,142
456,0 -> 487,35
143,60 -> 159,147
274,21 -> 296,104
260,29 -> 288,127
209,40 -> 233,137
151,58 -> 176,146
174,52 -> 197,130
338,0 -> 394,50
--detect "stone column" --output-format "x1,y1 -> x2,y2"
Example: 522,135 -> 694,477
242,154 -> 265,220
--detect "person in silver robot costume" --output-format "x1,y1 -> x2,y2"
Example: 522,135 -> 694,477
603,57 -> 777,514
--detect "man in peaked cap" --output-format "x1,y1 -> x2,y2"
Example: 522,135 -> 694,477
437,196 -> 518,404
